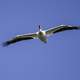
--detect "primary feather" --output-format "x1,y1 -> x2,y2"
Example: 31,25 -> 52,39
3,36 -> 34,46
3,33 -> 37,46
46,25 -> 80,35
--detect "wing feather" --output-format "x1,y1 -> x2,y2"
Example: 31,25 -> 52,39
46,25 -> 80,35
3,33 -> 37,46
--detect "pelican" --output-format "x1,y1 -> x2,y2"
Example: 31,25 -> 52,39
3,25 -> 80,46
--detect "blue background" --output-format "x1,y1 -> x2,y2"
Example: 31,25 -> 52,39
0,0 -> 80,80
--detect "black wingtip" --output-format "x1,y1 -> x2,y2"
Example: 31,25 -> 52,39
2,41 -> 11,47
73,26 -> 80,29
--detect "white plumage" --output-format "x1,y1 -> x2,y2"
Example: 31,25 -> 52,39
3,25 -> 80,46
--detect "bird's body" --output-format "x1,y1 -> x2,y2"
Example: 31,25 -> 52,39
3,25 -> 80,46
36,30 -> 47,43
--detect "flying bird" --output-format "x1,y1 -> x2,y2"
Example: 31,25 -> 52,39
3,25 -> 80,46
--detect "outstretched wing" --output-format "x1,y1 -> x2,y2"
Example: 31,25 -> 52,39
46,25 -> 80,36
3,33 -> 37,46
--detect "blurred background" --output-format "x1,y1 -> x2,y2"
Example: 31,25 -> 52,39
0,0 -> 80,80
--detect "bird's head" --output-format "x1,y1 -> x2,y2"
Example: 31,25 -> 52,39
38,25 -> 42,31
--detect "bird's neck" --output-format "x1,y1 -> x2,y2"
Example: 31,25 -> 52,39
39,29 -> 42,32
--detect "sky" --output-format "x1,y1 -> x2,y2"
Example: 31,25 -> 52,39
0,0 -> 80,80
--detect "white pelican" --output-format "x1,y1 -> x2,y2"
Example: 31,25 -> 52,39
3,25 -> 80,46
